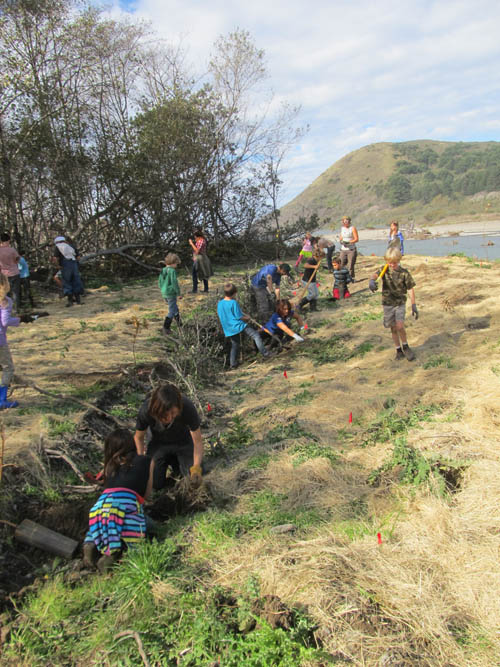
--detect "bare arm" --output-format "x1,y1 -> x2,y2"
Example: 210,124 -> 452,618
277,321 -> 297,338
408,287 -> 416,305
292,311 -> 304,327
188,239 -> 198,253
190,427 -> 203,467
134,429 -> 146,455
352,227 -> 359,243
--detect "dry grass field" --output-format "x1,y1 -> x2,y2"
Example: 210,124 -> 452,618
2,251 -> 500,665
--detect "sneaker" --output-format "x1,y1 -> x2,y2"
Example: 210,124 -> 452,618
403,345 -> 416,361
395,348 -> 405,360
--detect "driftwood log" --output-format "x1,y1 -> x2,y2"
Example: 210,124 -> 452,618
15,519 -> 78,559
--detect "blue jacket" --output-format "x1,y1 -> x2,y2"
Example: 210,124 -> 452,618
217,299 -> 247,336
251,264 -> 281,289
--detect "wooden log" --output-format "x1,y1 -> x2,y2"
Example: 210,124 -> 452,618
15,519 -> 78,559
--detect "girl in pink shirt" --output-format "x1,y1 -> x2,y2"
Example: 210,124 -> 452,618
0,274 -> 20,409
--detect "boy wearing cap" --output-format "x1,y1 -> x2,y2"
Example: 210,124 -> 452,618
369,246 -> 418,361
52,235 -> 84,307
250,262 -> 292,322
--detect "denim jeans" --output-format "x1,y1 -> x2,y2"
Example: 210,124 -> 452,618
251,286 -> 274,323
7,275 -> 20,311
192,263 -> 208,292
326,245 -> 335,271
61,259 -> 83,295
228,325 -> 267,367
166,297 -> 179,319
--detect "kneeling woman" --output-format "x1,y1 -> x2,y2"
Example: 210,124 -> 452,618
83,429 -> 154,572
261,299 -> 305,345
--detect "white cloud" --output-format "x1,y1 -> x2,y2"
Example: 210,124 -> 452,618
109,0 -> 500,203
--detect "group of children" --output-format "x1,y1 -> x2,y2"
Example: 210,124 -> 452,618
0,220 -> 419,573
157,226 -> 419,369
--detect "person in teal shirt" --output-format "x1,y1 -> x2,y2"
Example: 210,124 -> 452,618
217,283 -> 269,370
158,253 -> 181,334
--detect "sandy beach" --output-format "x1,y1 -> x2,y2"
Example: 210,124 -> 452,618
320,218 -> 500,241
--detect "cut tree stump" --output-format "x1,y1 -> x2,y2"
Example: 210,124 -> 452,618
15,519 -> 78,559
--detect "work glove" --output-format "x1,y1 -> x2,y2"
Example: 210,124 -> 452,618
292,333 -> 305,343
369,279 -> 378,292
189,464 -> 203,488
412,304 -> 419,320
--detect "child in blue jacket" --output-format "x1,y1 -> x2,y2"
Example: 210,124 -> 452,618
217,283 -> 269,370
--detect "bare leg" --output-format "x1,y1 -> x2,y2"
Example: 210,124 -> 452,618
390,325 -> 401,348
396,322 -> 407,345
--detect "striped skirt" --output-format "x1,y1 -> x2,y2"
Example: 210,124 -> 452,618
84,487 -> 146,555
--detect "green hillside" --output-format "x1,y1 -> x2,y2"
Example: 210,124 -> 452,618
281,140 -> 500,229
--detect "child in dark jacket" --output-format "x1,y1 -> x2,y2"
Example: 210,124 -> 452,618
332,256 -> 353,300
158,253 -> 181,334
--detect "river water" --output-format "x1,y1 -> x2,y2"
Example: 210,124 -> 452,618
318,231 -> 500,260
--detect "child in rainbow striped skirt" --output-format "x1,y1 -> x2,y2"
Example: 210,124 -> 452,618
83,429 -> 154,573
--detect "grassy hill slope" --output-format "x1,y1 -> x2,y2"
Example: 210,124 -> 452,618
1,255 -> 500,665
281,139 -> 500,229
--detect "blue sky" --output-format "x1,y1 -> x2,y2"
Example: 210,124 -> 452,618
110,0 -> 500,205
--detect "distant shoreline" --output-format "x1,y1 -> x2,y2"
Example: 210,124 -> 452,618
318,218 -> 500,242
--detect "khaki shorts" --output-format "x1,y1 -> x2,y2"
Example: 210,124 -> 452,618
383,304 -> 406,328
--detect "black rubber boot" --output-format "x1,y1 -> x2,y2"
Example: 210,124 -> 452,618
297,297 -> 309,313
310,299 -> 318,311
174,313 -> 181,327
75,293 -> 81,305
163,316 -> 172,334
65,295 -> 73,307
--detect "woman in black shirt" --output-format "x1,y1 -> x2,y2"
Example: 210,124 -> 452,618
134,383 -> 204,490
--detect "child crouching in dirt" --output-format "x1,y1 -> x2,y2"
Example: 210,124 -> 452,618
369,246 -> 418,361
217,283 -> 270,370
159,253 -> 181,334
331,256 -> 353,300
261,299 -> 305,346
0,274 -> 20,409
83,428 -> 154,573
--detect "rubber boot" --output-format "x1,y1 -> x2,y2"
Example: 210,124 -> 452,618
0,385 -> 18,410
65,294 -> 73,307
82,542 -> 98,568
310,299 -> 318,312
97,552 -> 118,574
163,316 -> 172,334
174,313 -> 181,327
74,293 -> 81,305
297,297 -> 309,313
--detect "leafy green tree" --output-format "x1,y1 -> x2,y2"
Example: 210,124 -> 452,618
386,173 -> 411,206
